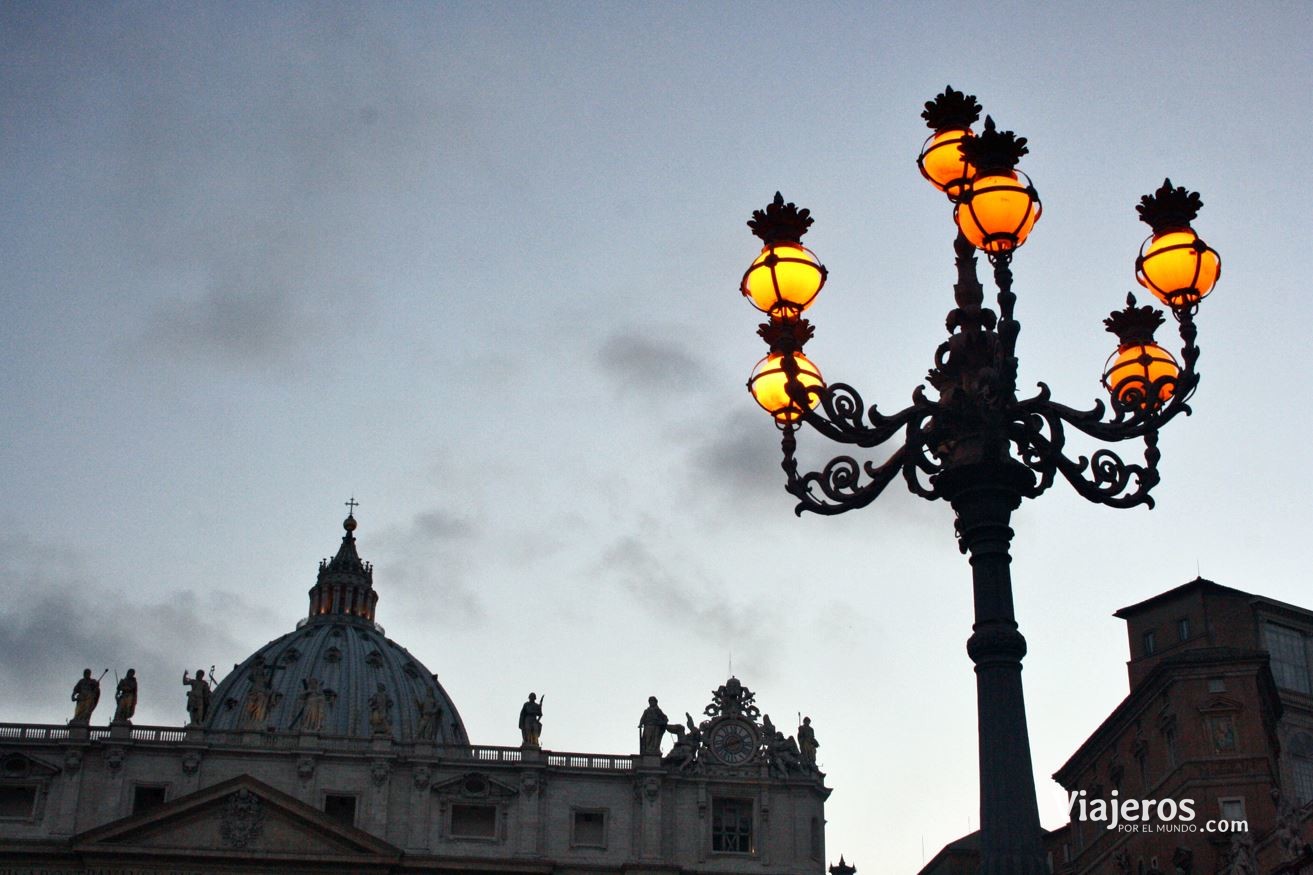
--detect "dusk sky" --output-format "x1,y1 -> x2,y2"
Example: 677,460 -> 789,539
3,3 -> 1311,872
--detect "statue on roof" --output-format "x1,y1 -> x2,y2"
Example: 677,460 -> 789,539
662,712 -> 702,772
69,669 -> 102,725
798,716 -> 819,766
369,683 -> 393,735
183,669 -> 212,725
519,693 -> 543,748
112,669 -> 137,724
639,696 -> 668,755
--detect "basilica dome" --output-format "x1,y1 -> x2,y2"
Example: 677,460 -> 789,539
204,513 -> 468,744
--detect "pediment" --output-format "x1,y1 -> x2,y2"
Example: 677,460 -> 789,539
1,750 -> 61,779
74,774 -> 399,860
1198,695 -> 1244,714
431,771 -> 518,799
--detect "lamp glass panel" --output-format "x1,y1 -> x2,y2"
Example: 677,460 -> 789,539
749,352 -> 824,422
743,245 -> 824,314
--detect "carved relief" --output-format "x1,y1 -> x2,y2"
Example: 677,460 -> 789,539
413,765 -> 431,790
180,751 -> 201,775
104,747 -> 125,772
370,759 -> 390,786
296,756 -> 315,780
219,789 -> 264,849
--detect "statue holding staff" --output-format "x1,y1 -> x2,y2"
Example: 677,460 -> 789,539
112,669 -> 138,723
183,669 -> 212,725
519,693 -> 544,747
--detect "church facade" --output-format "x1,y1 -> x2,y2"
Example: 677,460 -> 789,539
0,514 -> 831,874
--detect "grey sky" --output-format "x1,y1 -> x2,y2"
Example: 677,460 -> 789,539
3,3 -> 1311,870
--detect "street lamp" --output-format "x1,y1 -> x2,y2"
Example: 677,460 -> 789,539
739,86 -> 1220,874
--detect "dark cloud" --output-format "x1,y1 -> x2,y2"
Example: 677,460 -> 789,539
0,535 -> 251,726
371,507 -> 484,624
597,330 -> 708,395
145,272 -> 308,367
598,535 -> 779,678
687,406 -> 791,505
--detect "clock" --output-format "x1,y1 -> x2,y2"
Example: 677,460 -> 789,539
708,720 -> 758,765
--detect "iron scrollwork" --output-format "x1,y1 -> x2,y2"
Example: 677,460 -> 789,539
772,232 -> 1202,517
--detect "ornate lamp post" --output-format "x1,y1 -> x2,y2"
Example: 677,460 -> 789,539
739,87 -> 1220,874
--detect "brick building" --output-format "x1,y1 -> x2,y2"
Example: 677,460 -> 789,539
923,578 -> 1313,874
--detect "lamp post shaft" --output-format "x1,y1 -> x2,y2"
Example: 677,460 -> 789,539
947,463 -> 1049,875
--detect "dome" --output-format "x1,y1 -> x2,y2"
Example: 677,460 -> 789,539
204,513 -> 469,745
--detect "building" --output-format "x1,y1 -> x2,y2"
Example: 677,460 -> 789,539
922,578 -> 1313,875
0,513 -> 832,874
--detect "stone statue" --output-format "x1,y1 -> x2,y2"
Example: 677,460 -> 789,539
639,696 -> 668,756
1221,829 -> 1257,875
183,669 -> 212,725
1273,787 -> 1308,862
70,669 -> 101,725
369,683 -> 393,735
798,716 -> 819,766
416,690 -> 442,741
518,693 -> 543,748
767,731 -> 802,778
112,669 -> 138,723
70,669 -> 101,723
761,713 -> 777,753
662,712 -> 702,772
298,677 -> 328,733
241,655 -> 274,728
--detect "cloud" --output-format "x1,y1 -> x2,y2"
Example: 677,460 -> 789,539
370,506 -> 484,624
686,406 -> 791,505
145,270 -> 308,367
0,535 -> 251,726
597,329 -> 708,396
597,535 -> 780,678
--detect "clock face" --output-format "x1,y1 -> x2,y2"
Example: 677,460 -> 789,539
710,721 -> 757,765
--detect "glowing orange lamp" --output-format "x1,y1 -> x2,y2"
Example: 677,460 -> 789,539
917,86 -> 981,202
741,192 -> 827,318
1134,179 -> 1220,309
955,117 -> 1041,254
748,351 -> 825,423
1101,293 -> 1180,411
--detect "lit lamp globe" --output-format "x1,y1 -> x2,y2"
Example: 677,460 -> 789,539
953,117 -> 1040,254
1101,293 -> 1179,411
741,243 -> 826,318
1134,179 -> 1220,309
1103,343 -> 1179,410
748,352 -> 824,423
917,86 -> 982,201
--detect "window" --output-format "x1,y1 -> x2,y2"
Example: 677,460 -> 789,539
450,803 -> 497,839
571,809 -> 606,848
1143,630 -> 1157,656
1219,797 -> 1246,822
1164,727 -> 1178,769
1208,677 -> 1226,693
1177,618 -> 1190,641
711,798 -> 753,854
1292,756 -> 1313,806
131,785 -> 166,815
1291,733 -> 1313,805
323,793 -> 357,827
1265,624 -> 1311,693
0,786 -> 36,819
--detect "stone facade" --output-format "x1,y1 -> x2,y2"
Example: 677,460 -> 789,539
0,515 -> 830,874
